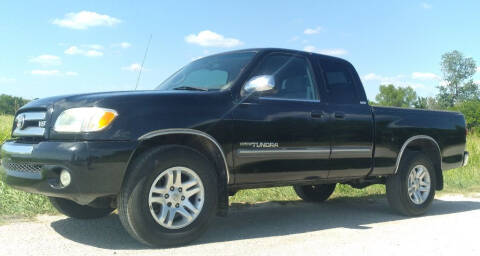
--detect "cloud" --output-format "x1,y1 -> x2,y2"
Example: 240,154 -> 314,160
411,72 -> 440,80
29,55 -> 62,66
119,42 -> 131,48
303,45 -> 347,56
65,71 -> 78,76
477,67 -> 480,73
421,3 -> 432,9
31,70 -> 60,76
304,26 -> 322,35
363,73 -> 425,89
65,46 -> 103,57
31,70 -> 78,76
52,11 -> 121,30
122,63 -> 142,72
0,77 -> 16,83
185,30 -> 243,48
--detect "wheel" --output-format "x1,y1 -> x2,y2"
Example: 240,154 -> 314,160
386,151 -> 436,216
118,145 -> 218,247
293,183 -> 336,202
49,197 -> 115,219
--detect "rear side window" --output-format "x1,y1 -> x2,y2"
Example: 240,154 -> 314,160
319,60 -> 358,104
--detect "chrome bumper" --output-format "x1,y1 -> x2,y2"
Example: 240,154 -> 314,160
463,151 -> 469,167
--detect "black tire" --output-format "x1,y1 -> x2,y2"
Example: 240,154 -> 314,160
293,183 -> 336,202
118,145 -> 218,247
386,151 -> 436,216
49,197 -> 114,219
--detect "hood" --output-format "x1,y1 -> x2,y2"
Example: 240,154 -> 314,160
19,90 -> 223,112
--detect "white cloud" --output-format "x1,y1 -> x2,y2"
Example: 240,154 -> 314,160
411,72 -> 440,80
289,36 -> 300,42
303,45 -> 347,56
65,46 -> 103,57
185,30 -> 243,48
477,67 -> 480,73
119,42 -> 131,48
304,26 -> 322,35
65,71 -> 78,76
421,3 -> 432,9
52,11 -> 121,30
31,70 -> 60,76
30,70 -> 78,76
474,81 -> 480,85
0,77 -> 16,83
122,63 -> 142,72
29,55 -> 62,66
363,73 -> 425,89
83,44 -> 103,50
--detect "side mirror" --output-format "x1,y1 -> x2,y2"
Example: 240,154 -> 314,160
243,75 -> 275,96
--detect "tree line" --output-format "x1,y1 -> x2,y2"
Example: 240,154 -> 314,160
372,50 -> 479,132
0,94 -> 30,115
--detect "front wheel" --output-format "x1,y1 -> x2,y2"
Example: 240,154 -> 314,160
386,151 -> 436,216
118,145 -> 218,247
49,197 -> 115,219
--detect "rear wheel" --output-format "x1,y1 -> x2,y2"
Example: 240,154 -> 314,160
293,183 -> 336,202
386,151 -> 436,216
118,145 -> 218,247
49,197 -> 114,219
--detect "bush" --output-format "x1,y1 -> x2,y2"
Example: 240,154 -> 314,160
450,100 -> 480,132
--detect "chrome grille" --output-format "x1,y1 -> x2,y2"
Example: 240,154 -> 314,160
13,111 -> 47,137
3,161 -> 43,173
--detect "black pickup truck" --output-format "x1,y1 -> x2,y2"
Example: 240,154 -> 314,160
1,48 -> 469,247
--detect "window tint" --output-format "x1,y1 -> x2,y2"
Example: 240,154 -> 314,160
249,54 -> 318,100
320,60 -> 358,104
156,52 -> 256,91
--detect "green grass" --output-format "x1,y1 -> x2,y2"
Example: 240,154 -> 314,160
0,115 -> 56,218
0,114 -> 479,218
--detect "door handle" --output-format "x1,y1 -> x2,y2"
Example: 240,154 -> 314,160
334,112 -> 346,119
311,111 -> 324,119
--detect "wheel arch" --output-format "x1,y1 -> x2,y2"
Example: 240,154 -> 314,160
395,135 -> 443,190
125,129 -> 230,215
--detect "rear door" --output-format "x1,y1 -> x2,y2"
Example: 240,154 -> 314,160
315,57 -> 374,178
231,52 -> 331,184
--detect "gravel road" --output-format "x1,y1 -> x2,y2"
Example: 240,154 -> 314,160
1,195 -> 479,256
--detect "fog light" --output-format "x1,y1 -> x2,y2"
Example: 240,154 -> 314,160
60,169 -> 71,187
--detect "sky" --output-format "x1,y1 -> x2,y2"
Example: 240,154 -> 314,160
1,0 -> 479,100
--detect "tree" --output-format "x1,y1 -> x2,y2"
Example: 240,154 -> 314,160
437,50 -> 478,107
450,100 -> 480,132
375,84 -> 418,108
0,94 -> 30,115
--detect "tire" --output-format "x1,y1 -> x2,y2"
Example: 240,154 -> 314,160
293,183 -> 336,202
49,197 -> 114,219
386,151 -> 436,216
118,145 -> 218,247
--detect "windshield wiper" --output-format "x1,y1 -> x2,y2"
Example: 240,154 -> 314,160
173,86 -> 208,91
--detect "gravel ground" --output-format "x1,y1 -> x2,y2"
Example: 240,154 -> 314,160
1,195 -> 479,256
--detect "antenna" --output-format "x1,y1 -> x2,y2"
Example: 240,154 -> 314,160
134,34 -> 152,90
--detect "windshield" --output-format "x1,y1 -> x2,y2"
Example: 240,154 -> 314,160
156,51 -> 256,91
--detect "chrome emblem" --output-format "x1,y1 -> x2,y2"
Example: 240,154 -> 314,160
16,114 -> 26,130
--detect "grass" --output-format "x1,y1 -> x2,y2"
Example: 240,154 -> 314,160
0,115 -> 56,219
0,114 -> 478,219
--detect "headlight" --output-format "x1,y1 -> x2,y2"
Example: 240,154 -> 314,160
54,107 -> 118,133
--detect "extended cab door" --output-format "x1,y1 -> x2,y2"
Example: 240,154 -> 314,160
315,57 -> 374,178
231,52 -> 331,184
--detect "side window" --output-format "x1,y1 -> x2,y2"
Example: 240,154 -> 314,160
319,60 -> 358,104
248,54 -> 318,100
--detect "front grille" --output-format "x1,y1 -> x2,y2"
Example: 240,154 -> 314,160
12,111 -> 47,138
3,161 -> 43,173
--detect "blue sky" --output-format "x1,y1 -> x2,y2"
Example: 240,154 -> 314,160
1,0 -> 479,100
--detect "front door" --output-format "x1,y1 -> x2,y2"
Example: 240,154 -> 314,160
231,53 -> 331,184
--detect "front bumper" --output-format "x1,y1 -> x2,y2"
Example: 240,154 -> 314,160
1,140 -> 136,205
